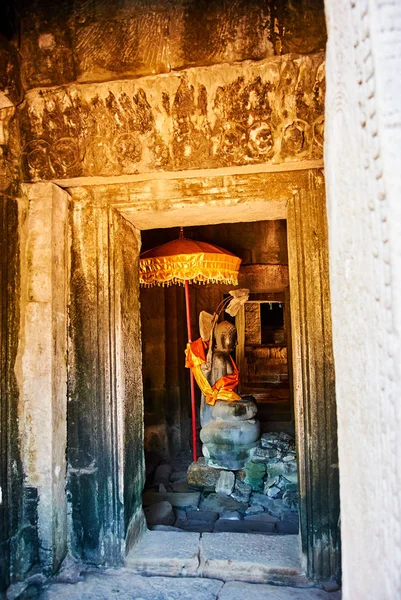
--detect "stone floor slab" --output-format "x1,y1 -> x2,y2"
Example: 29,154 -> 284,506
201,533 -> 308,586
218,581 -> 341,599
39,571 -> 223,600
126,531 -> 200,577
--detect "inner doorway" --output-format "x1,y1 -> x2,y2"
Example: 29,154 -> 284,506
139,219 -> 299,537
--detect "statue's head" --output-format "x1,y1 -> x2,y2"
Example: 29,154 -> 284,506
214,321 -> 237,352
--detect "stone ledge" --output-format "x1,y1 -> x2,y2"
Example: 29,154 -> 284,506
125,531 -> 200,577
200,533 -> 308,586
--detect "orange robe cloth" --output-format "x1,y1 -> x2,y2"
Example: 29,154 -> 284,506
185,338 -> 241,406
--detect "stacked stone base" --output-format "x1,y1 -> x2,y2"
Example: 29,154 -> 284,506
142,434 -> 299,535
187,432 -> 299,525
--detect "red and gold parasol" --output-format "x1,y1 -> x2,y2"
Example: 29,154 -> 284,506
139,228 -> 241,461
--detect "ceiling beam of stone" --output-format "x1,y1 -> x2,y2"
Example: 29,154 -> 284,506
15,0 -> 326,89
20,53 -> 325,182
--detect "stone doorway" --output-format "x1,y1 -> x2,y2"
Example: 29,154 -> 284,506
66,164 -> 339,582
139,220 -> 299,538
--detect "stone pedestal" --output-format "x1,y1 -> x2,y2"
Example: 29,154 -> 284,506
200,398 -> 260,470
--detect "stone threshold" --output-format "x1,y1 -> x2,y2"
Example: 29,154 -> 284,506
125,530 -> 309,587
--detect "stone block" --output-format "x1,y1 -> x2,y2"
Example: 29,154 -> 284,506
246,505 -> 264,516
220,511 -> 242,521
151,525 -> 183,532
175,520 -> 214,533
154,464 -> 172,484
187,461 -> 222,489
199,493 -> 247,515
144,501 -> 175,528
216,471 -> 235,496
170,470 -> 188,483
245,513 -> 280,524
265,462 -> 291,478
244,461 -> 266,491
231,479 -> 252,504
186,510 -> 219,524
251,446 -> 279,462
214,520 -> 275,534
275,520 -> 299,534
142,492 -> 200,510
172,480 -> 190,493
249,494 -> 284,518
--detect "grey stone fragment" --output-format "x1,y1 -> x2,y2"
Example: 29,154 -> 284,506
151,525 -> 183,532
260,432 -> 295,452
250,494 -> 284,517
174,508 -> 187,521
244,461 -> 266,491
246,505 -> 264,516
252,446 -> 279,461
216,471 -> 235,495
144,501 -> 175,527
245,513 -> 280,523
126,530 -> 200,577
220,511 -> 242,520
186,510 -> 219,524
275,521 -> 299,534
172,479 -> 190,492
201,533 -> 307,585
175,520 -> 214,533
143,491 -> 200,509
170,470 -> 188,482
154,464 -> 173,484
40,573 -> 223,600
266,485 -> 283,499
231,480 -> 252,503
218,581 -> 341,599
214,519 -> 276,534
200,493 -> 247,515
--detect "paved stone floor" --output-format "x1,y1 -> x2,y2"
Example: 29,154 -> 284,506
34,569 -> 341,600
30,570 -> 341,600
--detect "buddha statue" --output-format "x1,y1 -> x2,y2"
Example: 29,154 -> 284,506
198,313 -> 260,470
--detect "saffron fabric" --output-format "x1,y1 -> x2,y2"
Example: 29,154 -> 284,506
185,338 -> 241,406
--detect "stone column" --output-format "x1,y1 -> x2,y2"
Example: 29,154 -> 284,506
68,189 -> 145,563
18,183 -> 69,573
287,170 -> 340,582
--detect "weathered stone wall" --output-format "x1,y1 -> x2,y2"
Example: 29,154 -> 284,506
14,0 -> 325,89
0,196 -> 24,594
20,53 -> 325,182
325,1 -> 401,598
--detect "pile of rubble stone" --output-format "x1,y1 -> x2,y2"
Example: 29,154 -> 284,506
142,432 -> 299,535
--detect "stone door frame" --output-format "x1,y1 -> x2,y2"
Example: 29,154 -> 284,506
65,161 -> 339,581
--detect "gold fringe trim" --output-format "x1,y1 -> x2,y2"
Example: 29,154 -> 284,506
139,253 -> 240,287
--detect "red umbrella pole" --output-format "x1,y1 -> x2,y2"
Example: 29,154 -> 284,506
184,280 -> 197,462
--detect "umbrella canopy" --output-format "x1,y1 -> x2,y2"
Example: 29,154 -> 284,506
139,238 -> 241,287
